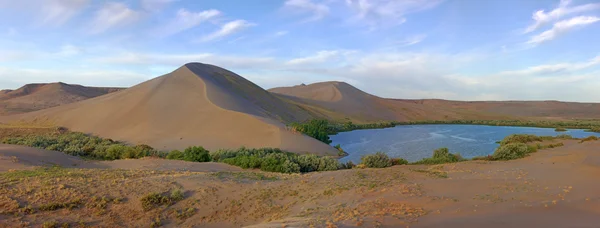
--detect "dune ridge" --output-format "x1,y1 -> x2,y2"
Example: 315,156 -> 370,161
0,82 -> 123,115
0,63 -> 337,155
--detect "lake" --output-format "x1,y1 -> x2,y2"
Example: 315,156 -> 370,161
331,124 -> 600,163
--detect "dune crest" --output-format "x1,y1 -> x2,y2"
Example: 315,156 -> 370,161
0,63 -> 337,155
0,82 -> 122,115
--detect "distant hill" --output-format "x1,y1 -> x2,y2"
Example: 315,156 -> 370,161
0,63 -> 338,155
269,82 -> 512,123
270,82 -> 600,123
0,82 -> 123,115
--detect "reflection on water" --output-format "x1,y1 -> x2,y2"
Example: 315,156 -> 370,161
331,124 -> 600,163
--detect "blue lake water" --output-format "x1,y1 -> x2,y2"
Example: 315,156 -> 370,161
330,124 -> 600,163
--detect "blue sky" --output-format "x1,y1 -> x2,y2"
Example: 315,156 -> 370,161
1,0 -> 600,101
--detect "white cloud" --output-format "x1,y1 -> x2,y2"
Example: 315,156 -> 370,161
56,45 -> 82,57
140,0 -> 175,12
526,16 -> 600,45
396,34 -> 427,46
275,31 -> 289,37
287,50 -> 349,65
157,9 -> 221,37
525,0 -> 600,33
88,2 -> 141,34
94,52 -> 275,69
40,0 -> 90,26
283,0 -> 330,22
198,20 -> 255,42
345,0 -> 444,28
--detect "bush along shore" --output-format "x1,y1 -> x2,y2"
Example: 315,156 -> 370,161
0,127 -> 591,174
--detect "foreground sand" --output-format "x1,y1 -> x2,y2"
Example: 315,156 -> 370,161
1,140 -> 599,227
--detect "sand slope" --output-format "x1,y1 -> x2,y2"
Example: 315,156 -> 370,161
270,82 -> 512,123
0,63 -> 337,155
271,82 -> 600,123
0,82 -> 122,115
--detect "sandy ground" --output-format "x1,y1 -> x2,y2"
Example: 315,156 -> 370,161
1,139 -> 599,227
0,63 -> 338,155
0,144 -> 242,172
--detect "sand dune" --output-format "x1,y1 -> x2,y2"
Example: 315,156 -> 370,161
0,63 -> 337,155
0,82 -> 122,115
270,82 -> 600,123
270,82 -> 512,123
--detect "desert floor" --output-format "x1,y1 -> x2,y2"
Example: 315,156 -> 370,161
1,139 -> 599,228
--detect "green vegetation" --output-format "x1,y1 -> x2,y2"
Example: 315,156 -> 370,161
491,143 -> 533,160
360,152 -> 393,168
555,127 -> 567,132
1,131 -> 166,160
289,119 -> 332,144
585,126 -> 600,133
140,190 -> 185,211
412,147 -> 465,165
212,147 -> 342,173
580,136 -> 598,143
396,119 -> 600,130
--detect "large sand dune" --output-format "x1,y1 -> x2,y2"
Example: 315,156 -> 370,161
270,82 -> 512,123
0,82 -> 122,115
271,82 -> 600,123
0,63 -> 337,155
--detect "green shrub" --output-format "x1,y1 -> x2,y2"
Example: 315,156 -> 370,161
140,190 -> 185,211
289,119 -> 332,144
555,134 -> 573,139
338,161 -> 355,169
391,158 -> 408,166
586,127 -> 600,133
413,147 -> 464,165
360,152 -> 392,168
500,134 -> 542,145
580,136 -> 598,143
555,128 -> 567,132
182,146 -> 210,162
491,143 -> 532,160
166,150 -> 184,160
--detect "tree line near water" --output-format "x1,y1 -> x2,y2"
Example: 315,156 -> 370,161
2,125 -> 597,174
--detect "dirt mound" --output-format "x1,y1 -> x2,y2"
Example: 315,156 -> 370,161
0,63 -> 337,155
0,82 -> 123,115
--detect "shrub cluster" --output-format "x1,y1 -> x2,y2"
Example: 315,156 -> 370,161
1,132 -> 166,160
499,134 -> 544,145
555,127 -> 567,132
580,136 -> 599,143
211,147 -> 343,173
140,189 -> 184,211
586,127 -> 600,133
166,146 -> 210,162
491,143 -> 535,160
412,147 -> 465,165
289,119 -> 332,144
359,152 -> 408,168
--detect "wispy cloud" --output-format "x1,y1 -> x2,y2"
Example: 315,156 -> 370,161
283,0 -> 330,22
40,0 -> 90,26
526,16 -> 600,45
140,0 -> 175,12
198,20 -> 255,42
395,34 -> 427,47
345,0 -> 444,28
524,0 -> 600,33
157,9 -> 220,37
88,2 -> 141,34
